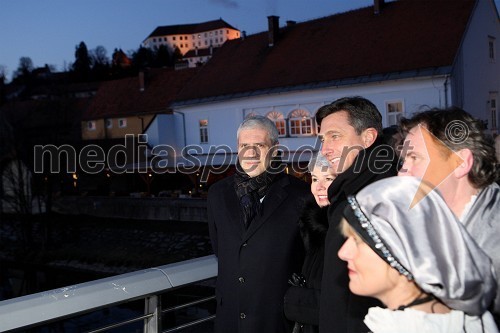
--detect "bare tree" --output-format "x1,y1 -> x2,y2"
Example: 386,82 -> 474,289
90,45 -> 109,67
2,159 -> 33,215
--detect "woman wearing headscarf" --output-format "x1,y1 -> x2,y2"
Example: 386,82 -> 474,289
285,152 -> 336,333
338,176 -> 498,333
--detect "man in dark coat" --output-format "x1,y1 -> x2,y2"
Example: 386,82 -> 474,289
317,97 -> 398,333
208,115 -> 310,333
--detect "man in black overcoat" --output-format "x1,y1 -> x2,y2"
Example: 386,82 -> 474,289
207,115 -> 310,333
317,96 -> 398,333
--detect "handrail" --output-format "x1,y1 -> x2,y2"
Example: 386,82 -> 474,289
0,255 -> 218,332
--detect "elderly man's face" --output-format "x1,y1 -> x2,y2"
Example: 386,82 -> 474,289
238,128 -> 275,177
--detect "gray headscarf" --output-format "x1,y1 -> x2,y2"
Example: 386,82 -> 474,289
343,176 -> 497,316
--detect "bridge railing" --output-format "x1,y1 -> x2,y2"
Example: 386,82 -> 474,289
0,255 -> 218,333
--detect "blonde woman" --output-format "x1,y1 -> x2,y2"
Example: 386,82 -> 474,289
338,176 -> 498,333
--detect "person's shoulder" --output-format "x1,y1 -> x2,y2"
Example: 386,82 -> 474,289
282,174 -> 310,192
208,175 -> 234,195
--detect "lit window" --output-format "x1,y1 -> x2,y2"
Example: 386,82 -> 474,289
87,121 -> 96,131
199,119 -> 209,143
267,111 -> 286,137
386,101 -> 404,126
245,112 -> 258,118
289,109 -> 313,136
106,119 -> 112,129
118,118 -> 127,128
489,36 -> 496,62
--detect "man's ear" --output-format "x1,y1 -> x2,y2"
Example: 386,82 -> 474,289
361,128 -> 377,148
271,141 -> 279,157
454,148 -> 474,179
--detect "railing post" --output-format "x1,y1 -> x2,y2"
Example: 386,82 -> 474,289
144,295 -> 161,333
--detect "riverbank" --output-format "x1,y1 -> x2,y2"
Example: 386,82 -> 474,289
0,213 -> 212,298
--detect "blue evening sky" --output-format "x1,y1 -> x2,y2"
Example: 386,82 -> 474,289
1,0 -> 499,82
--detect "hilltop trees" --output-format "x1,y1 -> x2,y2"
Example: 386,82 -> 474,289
72,42 -> 92,81
8,40 -> 184,85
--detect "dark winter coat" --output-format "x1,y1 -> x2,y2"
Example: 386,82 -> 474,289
208,172 -> 311,333
319,139 -> 398,333
284,200 -> 329,333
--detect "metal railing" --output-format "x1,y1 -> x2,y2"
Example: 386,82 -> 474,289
0,255 -> 218,333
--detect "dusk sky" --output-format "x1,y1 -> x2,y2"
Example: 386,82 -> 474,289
1,0 -> 499,82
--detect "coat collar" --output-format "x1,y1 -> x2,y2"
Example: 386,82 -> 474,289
242,173 -> 290,240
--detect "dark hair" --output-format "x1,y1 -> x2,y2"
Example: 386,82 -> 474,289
400,107 -> 499,188
315,96 -> 383,136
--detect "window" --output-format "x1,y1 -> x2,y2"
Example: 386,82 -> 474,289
118,118 -> 127,128
267,111 -> 286,137
490,92 -> 498,133
386,100 -> 404,126
173,36 -> 176,41
489,36 -> 496,62
289,109 -> 313,136
105,119 -> 112,129
199,119 -> 209,143
87,121 -> 96,131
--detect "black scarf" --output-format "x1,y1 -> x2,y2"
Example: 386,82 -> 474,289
234,160 -> 283,228
328,138 -> 398,206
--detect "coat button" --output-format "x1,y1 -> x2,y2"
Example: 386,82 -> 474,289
242,242 -> 248,247
238,277 -> 245,283
240,313 -> 246,319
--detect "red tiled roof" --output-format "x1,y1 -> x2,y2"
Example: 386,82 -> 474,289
146,19 -> 238,40
83,68 -> 198,120
175,0 -> 475,102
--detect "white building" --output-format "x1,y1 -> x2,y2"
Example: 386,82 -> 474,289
143,18 -> 240,64
143,0 -> 498,178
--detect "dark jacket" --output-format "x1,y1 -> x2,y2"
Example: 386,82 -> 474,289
319,140 -> 398,333
208,172 -> 311,333
285,200 -> 329,333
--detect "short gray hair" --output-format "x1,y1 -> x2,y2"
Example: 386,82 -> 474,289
237,115 -> 279,145
308,152 -> 331,173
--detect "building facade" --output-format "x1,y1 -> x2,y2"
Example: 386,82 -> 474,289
143,19 -> 240,67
